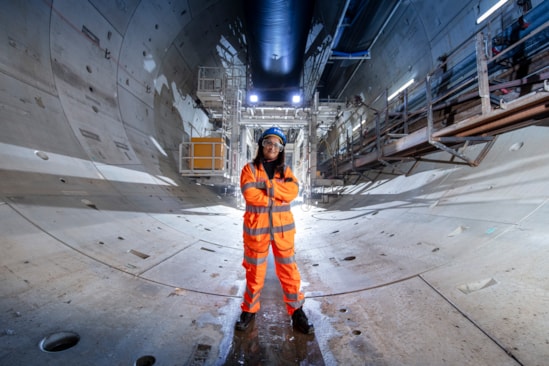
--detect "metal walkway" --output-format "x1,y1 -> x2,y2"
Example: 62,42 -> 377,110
321,6 -> 549,179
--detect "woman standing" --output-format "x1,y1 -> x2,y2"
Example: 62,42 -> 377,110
235,127 -> 314,334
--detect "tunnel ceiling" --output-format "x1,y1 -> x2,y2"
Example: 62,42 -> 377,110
316,0 -> 401,100
243,0 -> 316,102
239,0 -> 400,103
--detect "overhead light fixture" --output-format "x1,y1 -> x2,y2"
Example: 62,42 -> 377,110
291,94 -> 301,104
387,78 -> 414,101
476,0 -> 509,24
249,93 -> 258,103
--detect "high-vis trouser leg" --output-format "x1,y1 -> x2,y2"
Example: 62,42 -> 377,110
241,244 -> 269,313
272,242 -> 305,315
240,241 -> 305,315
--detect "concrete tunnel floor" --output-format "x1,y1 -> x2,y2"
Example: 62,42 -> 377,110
1,127 -> 549,365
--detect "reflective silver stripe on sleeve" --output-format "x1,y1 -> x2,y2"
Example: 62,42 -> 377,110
241,182 -> 255,193
242,182 -> 266,194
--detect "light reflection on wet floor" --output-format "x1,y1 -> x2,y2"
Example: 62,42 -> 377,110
222,252 -> 324,365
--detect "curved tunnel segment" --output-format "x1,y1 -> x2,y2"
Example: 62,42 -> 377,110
1,1 -> 549,365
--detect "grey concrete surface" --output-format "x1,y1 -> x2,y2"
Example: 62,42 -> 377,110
1,1 -> 549,365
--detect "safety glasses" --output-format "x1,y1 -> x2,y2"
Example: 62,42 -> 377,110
262,139 -> 284,151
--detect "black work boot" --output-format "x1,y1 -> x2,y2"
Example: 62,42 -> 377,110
235,311 -> 255,331
291,307 -> 314,334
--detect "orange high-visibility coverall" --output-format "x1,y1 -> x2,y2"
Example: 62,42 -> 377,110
240,162 -> 304,315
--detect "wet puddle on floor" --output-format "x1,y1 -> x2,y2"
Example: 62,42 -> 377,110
222,253 -> 325,365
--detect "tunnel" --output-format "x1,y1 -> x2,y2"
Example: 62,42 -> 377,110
1,1 -> 549,365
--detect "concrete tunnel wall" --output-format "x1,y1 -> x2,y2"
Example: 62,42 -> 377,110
1,1 -> 548,365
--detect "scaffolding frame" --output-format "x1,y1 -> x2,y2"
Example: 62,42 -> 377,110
180,65 -> 245,179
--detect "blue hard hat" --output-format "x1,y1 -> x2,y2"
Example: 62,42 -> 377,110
261,127 -> 286,145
